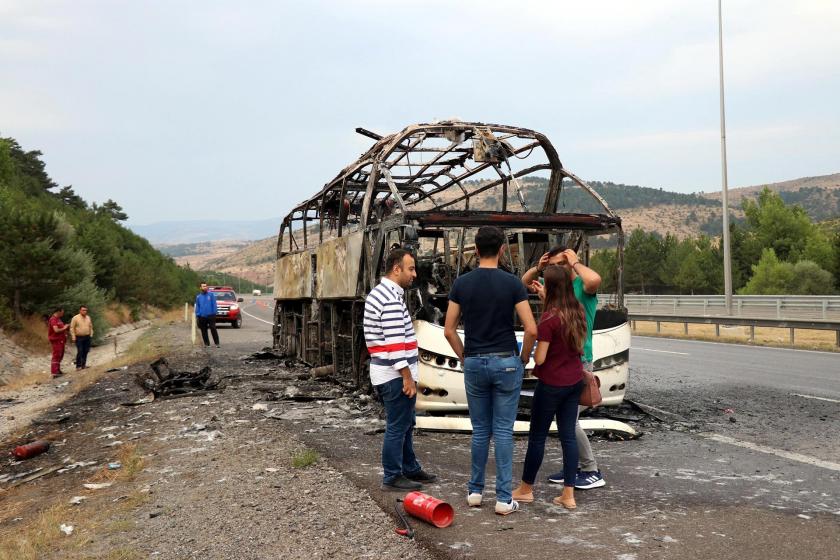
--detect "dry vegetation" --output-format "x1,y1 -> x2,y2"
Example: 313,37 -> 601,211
1,311 -> 176,395
632,320 -> 839,352
620,204 -> 745,240
0,343 -> 160,559
703,172 -> 840,204
6,315 -> 52,354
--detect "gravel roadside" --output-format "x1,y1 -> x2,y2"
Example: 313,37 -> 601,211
1,321 -> 434,560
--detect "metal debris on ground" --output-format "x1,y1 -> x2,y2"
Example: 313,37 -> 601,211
83,482 -> 113,490
1,465 -> 63,488
32,413 -> 72,425
245,348 -> 287,361
57,461 -> 98,474
135,357 -> 222,398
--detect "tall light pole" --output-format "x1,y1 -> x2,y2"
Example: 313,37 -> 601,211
718,0 -> 733,314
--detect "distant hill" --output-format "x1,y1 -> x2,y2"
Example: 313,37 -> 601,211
129,217 -> 281,244
703,173 -> 840,203
166,237 -> 277,287
165,173 -> 840,282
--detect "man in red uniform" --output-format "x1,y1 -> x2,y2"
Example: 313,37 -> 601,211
47,307 -> 69,377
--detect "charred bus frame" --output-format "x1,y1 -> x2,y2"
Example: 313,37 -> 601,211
274,121 -> 629,408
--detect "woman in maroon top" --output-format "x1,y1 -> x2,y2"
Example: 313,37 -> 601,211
47,307 -> 69,377
512,265 -> 587,509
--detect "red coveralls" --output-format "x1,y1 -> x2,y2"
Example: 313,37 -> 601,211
48,316 -> 67,376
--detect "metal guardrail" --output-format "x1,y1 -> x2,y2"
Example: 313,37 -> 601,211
628,313 -> 840,347
600,294 -> 840,321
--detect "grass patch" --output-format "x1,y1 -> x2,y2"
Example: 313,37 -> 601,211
86,444 -> 146,485
103,548 -> 145,560
116,444 -> 146,480
291,448 -> 320,468
0,503 -> 73,560
105,520 -> 134,534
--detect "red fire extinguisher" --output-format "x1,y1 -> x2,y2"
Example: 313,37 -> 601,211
12,440 -> 50,460
401,491 -> 454,529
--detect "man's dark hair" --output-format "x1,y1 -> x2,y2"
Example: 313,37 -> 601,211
200,281 -> 208,286
547,246 -> 565,258
53,306 -> 64,314
475,226 -> 505,258
79,305 -> 88,310
385,248 -> 413,274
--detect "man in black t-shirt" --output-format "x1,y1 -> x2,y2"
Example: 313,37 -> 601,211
444,226 -> 538,515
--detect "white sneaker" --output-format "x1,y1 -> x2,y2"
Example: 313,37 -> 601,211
467,493 -> 482,507
495,499 -> 520,516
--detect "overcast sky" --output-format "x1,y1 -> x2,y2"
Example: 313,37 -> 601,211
1,0 -> 838,225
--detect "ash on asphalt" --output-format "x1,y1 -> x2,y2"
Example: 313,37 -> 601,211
3,322 -> 838,560
256,361 -> 840,560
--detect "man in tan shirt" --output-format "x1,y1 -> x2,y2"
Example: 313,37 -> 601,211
70,305 -> 94,370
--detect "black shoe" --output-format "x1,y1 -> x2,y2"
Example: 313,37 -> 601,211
381,475 -> 422,491
405,469 -> 437,483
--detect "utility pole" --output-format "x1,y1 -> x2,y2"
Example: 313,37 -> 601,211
718,0 -> 733,315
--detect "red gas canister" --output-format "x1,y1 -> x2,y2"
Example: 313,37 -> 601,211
12,440 -> 50,460
403,491 -> 454,528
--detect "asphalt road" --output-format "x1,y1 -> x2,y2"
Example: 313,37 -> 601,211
228,302 -> 840,559
631,335 -> 840,399
198,296 -> 275,347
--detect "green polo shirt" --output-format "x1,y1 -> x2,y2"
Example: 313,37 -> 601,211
573,276 -> 598,363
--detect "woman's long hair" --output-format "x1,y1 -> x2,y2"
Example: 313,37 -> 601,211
542,265 -> 587,354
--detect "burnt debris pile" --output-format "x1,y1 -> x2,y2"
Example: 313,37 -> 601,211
136,357 -> 222,398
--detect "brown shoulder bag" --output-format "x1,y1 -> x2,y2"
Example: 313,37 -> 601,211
579,370 -> 603,408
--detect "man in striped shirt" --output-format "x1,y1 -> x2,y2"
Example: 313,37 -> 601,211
365,248 -> 437,491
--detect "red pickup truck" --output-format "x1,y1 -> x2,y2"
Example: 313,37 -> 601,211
208,286 -> 243,328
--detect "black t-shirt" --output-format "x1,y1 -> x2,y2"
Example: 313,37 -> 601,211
448,268 -> 529,356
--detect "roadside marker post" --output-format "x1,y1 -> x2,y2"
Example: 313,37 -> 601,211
184,302 -> 188,322
191,313 -> 197,345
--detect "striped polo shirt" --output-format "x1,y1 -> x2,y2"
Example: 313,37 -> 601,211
364,277 -> 419,386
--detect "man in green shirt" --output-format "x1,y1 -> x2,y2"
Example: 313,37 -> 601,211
522,247 -> 605,489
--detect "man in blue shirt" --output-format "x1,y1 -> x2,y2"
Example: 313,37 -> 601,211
195,282 -> 220,347
444,226 -> 538,515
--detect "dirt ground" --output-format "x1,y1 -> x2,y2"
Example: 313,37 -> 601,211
1,321 -> 153,442
0,320 -> 431,560
2,314 -> 838,560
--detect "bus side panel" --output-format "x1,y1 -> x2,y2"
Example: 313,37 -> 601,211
275,252 -> 312,299
315,231 -> 364,299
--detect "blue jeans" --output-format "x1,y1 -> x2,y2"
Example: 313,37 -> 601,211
522,380 -> 585,487
463,354 -> 524,503
376,377 -> 422,484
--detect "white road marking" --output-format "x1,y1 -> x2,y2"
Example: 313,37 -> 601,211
633,347 -> 689,356
241,309 -> 273,325
791,393 -> 840,403
703,433 -> 840,473
633,335 -> 840,356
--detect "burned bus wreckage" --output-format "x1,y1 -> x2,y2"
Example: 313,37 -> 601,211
273,121 -> 630,411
